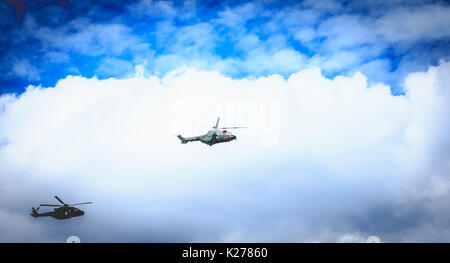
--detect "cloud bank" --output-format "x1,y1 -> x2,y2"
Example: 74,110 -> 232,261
1,60 -> 449,242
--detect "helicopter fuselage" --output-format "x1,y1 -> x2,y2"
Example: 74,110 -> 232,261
177,118 -> 243,146
200,130 -> 236,146
32,206 -> 85,220
31,196 -> 91,220
178,129 -> 236,146
52,206 -> 85,219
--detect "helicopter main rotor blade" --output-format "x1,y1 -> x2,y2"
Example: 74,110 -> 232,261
213,118 -> 220,129
54,196 -> 66,205
69,202 -> 93,206
40,204 -> 63,207
217,127 -> 246,129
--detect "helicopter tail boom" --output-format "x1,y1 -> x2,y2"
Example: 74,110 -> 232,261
177,135 -> 188,144
30,207 -> 50,217
177,135 -> 201,144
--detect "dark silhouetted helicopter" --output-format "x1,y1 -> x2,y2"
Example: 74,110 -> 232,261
31,196 -> 92,220
177,118 -> 246,146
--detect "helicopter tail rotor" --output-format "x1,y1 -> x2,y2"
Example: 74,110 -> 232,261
31,207 -> 40,217
177,135 -> 188,144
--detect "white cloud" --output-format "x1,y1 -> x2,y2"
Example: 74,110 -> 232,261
337,233 -> 368,243
44,52 -> 70,64
28,17 -> 147,56
95,57 -> 135,78
318,5 -> 450,48
128,0 -> 197,20
293,27 -> 316,43
128,0 -> 177,18
376,5 -> 450,43
11,59 -> 40,81
0,60 -> 450,242
215,3 -> 262,27
310,51 -> 363,72
301,0 -> 343,11
317,15 -> 380,50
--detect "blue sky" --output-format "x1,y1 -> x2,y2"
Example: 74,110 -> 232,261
1,0 -> 450,95
1,0 -> 450,243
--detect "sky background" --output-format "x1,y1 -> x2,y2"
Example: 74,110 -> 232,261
0,0 -> 450,242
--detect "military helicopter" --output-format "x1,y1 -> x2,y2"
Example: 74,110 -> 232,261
31,196 -> 92,220
177,118 -> 246,146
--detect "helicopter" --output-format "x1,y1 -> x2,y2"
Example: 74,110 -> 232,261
177,118 -> 246,146
31,196 -> 92,220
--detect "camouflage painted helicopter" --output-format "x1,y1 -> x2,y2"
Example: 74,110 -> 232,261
31,196 -> 92,220
177,118 -> 245,146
